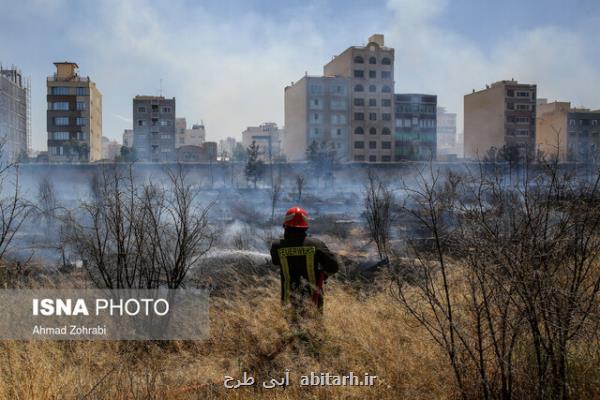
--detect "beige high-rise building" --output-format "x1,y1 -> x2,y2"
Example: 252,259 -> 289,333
323,34 -> 395,162
284,75 -> 351,162
537,101 -> 600,162
47,62 -> 102,162
464,80 -> 536,160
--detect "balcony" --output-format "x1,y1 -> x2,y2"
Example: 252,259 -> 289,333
47,74 -> 90,83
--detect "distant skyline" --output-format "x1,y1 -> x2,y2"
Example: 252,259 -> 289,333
1,0 -> 599,151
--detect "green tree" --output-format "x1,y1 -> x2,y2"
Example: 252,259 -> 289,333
245,141 -> 264,189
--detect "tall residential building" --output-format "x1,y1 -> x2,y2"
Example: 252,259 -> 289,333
0,67 -> 28,162
133,96 -> 176,162
436,106 -> 457,157
47,62 -> 102,162
284,75 -> 351,162
464,80 -> 537,160
122,129 -> 133,147
536,101 -> 600,162
323,34 -> 395,162
393,94 -> 437,160
242,122 -> 284,161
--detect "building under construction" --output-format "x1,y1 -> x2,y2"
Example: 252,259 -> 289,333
0,65 -> 29,163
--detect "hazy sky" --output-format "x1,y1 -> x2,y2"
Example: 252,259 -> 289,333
1,0 -> 599,151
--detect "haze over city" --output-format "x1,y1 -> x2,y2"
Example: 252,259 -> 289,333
2,0 -> 599,151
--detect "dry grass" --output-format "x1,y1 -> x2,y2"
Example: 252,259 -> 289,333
0,275 -> 454,400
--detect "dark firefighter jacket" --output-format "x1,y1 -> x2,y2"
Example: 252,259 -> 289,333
270,231 -> 339,308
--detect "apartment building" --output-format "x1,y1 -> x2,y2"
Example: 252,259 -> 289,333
122,129 -> 133,147
436,106 -> 457,157
464,80 -> 536,160
47,62 -> 102,162
284,75 -> 351,162
536,101 -> 600,162
218,136 -> 237,159
0,67 -> 28,162
394,94 -> 437,161
176,118 -> 206,148
242,122 -> 284,161
323,34 -> 395,162
133,96 -> 176,162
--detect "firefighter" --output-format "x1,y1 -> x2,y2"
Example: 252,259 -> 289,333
270,207 -> 339,318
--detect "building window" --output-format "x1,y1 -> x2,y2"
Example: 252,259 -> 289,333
369,70 -> 376,78
517,91 -> 530,97
382,85 -> 392,93
312,128 -> 320,136
382,141 -> 391,149
354,127 -> 364,135
53,132 -> 69,140
310,84 -> 323,94
507,89 -> 514,97
569,119 -> 576,127
369,98 -> 377,107
516,104 -> 529,111
76,87 -> 88,96
313,113 -> 321,122
51,87 -> 70,95
355,155 -> 365,161
369,85 -> 376,93
354,70 -> 364,78
161,107 -> 170,113
354,112 -> 365,121
382,99 -> 391,107
76,117 -> 87,126
310,98 -> 322,109
369,113 -> 377,121
507,102 -> 514,110
382,113 -> 391,121
354,98 -> 365,106
137,106 -> 146,113
51,102 -> 69,111
369,141 -> 377,149
336,128 -> 343,136
369,127 -> 377,135
76,101 -> 87,111
369,155 -> 377,162
369,57 -> 376,64
353,56 -> 364,64
354,84 -> 364,92
331,99 -> 346,109
138,120 -> 145,126
54,117 -> 69,126
354,141 -> 365,149
331,114 -> 346,124
382,155 -> 391,162
381,71 -> 392,79
77,131 -> 87,140
382,127 -> 391,135
381,57 -> 391,65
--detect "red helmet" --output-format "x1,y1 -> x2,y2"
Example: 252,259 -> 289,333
283,206 -> 309,229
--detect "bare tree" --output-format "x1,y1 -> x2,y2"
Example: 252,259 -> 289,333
394,160 -> 600,400
65,164 -> 213,289
270,178 -> 282,224
363,168 -> 394,261
296,174 -> 305,203
0,157 -> 31,263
